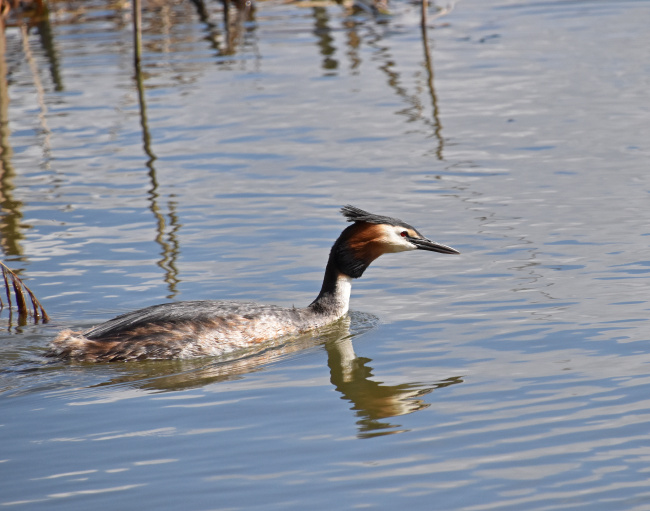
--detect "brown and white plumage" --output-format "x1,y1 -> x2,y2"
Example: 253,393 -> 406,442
47,206 -> 459,362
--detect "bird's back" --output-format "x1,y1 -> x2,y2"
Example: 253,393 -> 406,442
49,300 -> 326,362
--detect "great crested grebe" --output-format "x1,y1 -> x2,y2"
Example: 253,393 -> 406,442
47,206 -> 459,362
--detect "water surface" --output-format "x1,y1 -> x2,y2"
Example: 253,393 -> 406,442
1,0 -> 650,509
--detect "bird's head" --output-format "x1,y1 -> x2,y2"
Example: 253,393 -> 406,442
332,205 -> 459,278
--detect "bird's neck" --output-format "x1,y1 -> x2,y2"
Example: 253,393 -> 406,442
309,257 -> 353,317
309,224 -> 378,318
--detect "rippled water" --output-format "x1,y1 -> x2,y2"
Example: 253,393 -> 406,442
1,0 -> 650,509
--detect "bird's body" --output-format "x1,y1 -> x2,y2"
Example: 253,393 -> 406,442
47,206 -> 458,362
51,298 -> 349,362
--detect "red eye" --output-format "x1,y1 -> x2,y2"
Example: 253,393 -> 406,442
400,231 -> 408,237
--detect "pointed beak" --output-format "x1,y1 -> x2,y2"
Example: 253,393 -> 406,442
409,237 -> 460,255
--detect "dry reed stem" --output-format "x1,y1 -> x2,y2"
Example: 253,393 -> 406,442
0,261 -> 49,322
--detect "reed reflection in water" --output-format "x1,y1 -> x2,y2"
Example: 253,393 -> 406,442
0,0 -> 449,316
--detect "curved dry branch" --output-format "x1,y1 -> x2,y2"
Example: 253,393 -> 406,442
0,261 -> 49,322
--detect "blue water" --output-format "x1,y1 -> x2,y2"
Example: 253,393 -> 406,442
2,0 -> 650,509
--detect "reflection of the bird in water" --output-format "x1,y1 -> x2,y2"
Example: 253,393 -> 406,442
90,310 -> 462,437
326,337 -> 463,438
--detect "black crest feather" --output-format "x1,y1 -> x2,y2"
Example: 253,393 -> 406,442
340,205 -> 412,229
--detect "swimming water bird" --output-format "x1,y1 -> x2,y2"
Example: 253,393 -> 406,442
47,206 -> 459,362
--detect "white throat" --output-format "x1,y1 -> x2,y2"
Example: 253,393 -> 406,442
334,273 -> 353,316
